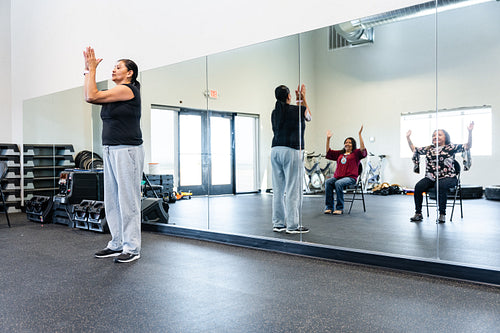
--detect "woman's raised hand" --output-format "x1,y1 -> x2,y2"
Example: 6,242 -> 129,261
406,130 -> 412,138
467,121 -> 475,132
83,46 -> 103,71
295,84 -> 306,100
300,84 -> 306,99
359,125 -> 364,135
326,130 -> 332,138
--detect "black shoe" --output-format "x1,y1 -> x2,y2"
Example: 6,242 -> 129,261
286,226 -> 310,234
114,252 -> 140,263
410,213 -> 423,222
273,226 -> 286,232
94,248 -> 122,258
438,214 -> 446,223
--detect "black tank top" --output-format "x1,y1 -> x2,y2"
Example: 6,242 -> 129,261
100,83 -> 143,146
271,104 -> 306,150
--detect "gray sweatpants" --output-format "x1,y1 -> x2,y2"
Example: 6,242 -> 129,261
271,146 -> 304,230
103,145 -> 144,255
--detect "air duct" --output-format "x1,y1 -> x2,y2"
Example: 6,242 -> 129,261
334,0 -> 496,43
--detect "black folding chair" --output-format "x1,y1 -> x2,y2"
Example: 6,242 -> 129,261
425,160 -> 463,221
344,163 -> 366,214
0,161 -> 12,227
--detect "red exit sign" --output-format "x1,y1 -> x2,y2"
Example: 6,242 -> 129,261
204,89 -> 219,99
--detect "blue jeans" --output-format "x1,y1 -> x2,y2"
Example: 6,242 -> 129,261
325,176 -> 356,211
103,144 -> 144,255
271,146 -> 303,230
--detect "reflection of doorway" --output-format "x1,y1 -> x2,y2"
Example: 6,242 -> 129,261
150,106 -> 259,196
178,110 -> 232,195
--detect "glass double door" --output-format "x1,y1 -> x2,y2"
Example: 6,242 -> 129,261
151,106 -> 259,196
178,110 -> 233,196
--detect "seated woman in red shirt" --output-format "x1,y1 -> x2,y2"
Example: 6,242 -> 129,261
324,126 -> 367,214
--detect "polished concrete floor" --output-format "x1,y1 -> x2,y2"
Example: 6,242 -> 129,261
1,214 -> 499,332
167,193 -> 500,269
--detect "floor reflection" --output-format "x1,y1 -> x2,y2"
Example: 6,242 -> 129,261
167,193 -> 500,268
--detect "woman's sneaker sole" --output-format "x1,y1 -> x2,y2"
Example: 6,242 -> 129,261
286,227 -> 310,234
114,253 -> 140,263
94,248 -> 122,258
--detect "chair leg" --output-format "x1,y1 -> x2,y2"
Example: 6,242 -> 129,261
348,191 -> 355,214
459,186 -> 463,218
425,192 -> 430,217
360,188 -> 366,212
450,193 -> 456,221
5,210 -> 11,227
347,186 -> 366,214
1,190 -> 11,227
449,185 -> 464,221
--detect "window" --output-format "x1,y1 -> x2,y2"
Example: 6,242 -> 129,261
400,106 -> 491,157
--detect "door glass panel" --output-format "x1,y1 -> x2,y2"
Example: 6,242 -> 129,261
210,115 -> 231,185
150,108 -> 176,176
179,114 -> 202,186
235,115 -> 259,193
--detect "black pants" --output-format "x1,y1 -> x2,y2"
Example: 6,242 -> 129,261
414,177 -> 458,215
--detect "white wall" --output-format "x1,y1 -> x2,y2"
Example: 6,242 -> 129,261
0,0 -> 11,142
7,0 -> 426,143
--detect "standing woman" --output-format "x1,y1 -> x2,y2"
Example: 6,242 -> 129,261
271,84 -> 312,234
324,126 -> 367,215
84,47 -> 144,263
406,122 -> 473,223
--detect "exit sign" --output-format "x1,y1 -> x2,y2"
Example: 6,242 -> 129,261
209,89 -> 218,99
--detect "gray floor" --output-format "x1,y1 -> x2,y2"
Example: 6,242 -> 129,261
1,214 -> 500,332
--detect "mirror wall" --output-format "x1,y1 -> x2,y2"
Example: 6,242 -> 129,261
24,87 -> 92,202
435,1 -> 500,267
297,5 -> 439,257
140,57 -> 209,230
23,0 -> 500,273
205,35 -> 300,236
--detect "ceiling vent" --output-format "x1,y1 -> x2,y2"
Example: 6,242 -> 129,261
330,0 -> 496,49
329,26 -> 374,50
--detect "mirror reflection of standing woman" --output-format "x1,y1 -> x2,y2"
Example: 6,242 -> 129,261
83,46 -> 144,263
271,84 -> 312,234
406,122 -> 474,223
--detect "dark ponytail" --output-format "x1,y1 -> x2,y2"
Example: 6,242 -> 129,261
119,58 -> 141,90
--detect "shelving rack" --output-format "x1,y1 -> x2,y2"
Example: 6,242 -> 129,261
23,144 -> 75,201
0,144 -> 23,212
